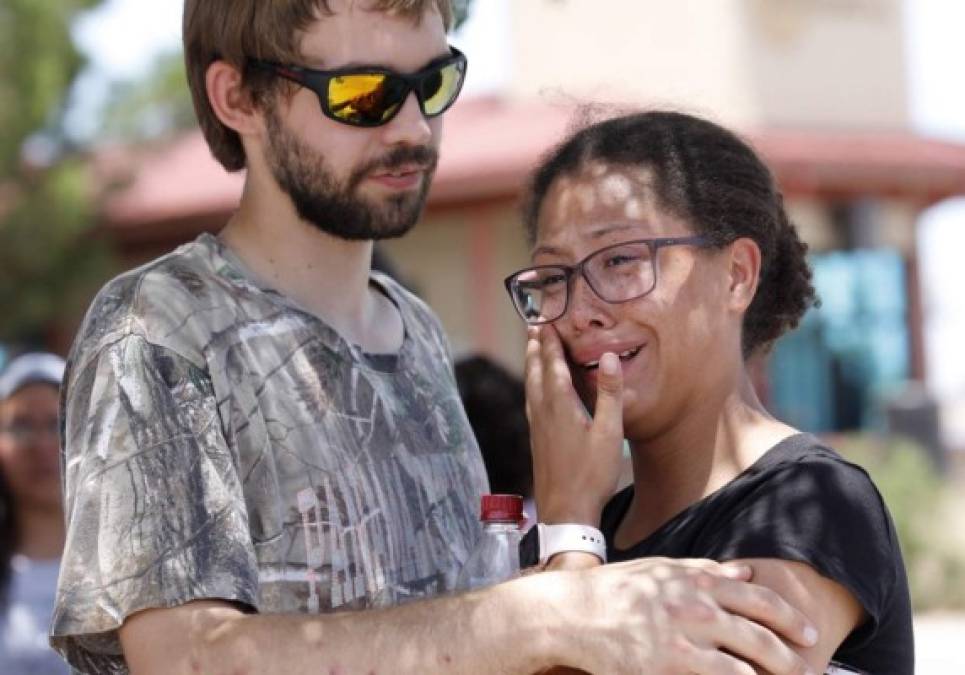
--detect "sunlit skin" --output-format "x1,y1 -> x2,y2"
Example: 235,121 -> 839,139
525,163 -> 865,670
0,383 -> 64,559
525,162 -> 772,531
533,164 -> 742,445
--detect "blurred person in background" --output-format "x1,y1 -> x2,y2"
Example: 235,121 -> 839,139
508,110 -> 913,674
0,352 -> 68,674
455,355 -> 535,527
50,1 -> 820,673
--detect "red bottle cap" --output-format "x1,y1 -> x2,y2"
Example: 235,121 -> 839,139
480,494 -> 524,522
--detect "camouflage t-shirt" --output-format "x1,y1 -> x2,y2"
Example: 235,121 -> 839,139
50,233 -> 489,674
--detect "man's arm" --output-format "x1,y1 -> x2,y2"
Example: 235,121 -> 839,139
120,558 -> 818,675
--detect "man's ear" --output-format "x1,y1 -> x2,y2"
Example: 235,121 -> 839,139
205,60 -> 262,136
726,237 -> 761,313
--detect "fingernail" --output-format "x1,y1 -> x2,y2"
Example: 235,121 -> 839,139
720,563 -> 751,579
600,352 -> 619,375
803,624 -> 818,646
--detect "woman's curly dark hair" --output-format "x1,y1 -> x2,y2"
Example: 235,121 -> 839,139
522,110 -> 817,357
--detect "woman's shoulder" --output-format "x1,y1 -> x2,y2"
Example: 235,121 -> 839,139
749,432 -> 870,479
740,433 -> 892,526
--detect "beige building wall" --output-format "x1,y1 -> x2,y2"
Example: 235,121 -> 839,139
507,0 -> 908,130
382,202 -> 531,372
742,0 -> 908,129
507,0 -> 760,126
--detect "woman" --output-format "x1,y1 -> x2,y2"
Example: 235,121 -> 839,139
0,352 -> 68,673
505,111 -> 912,674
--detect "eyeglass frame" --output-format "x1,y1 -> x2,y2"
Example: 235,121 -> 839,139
503,235 -> 714,325
248,45 -> 468,128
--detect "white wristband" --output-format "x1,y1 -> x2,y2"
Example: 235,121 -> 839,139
538,523 -> 607,565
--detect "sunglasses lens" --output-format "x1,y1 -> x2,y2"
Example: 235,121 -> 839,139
328,73 -> 406,125
420,60 -> 465,116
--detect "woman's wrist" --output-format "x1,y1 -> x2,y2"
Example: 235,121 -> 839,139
534,496 -> 605,528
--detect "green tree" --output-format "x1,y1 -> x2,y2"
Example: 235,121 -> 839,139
97,50 -> 195,143
0,0 -> 114,348
0,0 -> 476,349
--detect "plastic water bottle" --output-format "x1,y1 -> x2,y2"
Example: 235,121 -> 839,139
455,494 -> 524,590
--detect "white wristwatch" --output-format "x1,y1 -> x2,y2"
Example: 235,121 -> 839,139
519,523 -> 607,567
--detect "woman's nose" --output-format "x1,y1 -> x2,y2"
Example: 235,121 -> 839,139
565,274 -> 616,332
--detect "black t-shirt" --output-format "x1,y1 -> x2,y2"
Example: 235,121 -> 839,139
601,433 -> 913,675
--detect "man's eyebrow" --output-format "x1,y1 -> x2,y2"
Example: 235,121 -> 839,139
313,49 -> 453,72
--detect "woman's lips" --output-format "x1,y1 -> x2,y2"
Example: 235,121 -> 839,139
580,344 -> 644,371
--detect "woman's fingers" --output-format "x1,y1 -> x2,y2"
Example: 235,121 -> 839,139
591,352 -> 623,442
538,323 -> 576,400
524,326 -> 544,413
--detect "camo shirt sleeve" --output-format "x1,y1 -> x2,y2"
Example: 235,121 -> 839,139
50,334 -> 258,674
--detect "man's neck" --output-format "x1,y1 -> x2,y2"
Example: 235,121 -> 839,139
219,189 -> 402,353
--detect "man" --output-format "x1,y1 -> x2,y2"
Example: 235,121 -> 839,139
50,2 -> 819,673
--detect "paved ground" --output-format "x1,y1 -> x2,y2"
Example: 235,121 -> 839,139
914,612 -> 965,674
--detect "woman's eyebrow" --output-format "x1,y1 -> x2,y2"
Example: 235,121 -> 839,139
586,223 -> 644,239
530,243 -> 564,259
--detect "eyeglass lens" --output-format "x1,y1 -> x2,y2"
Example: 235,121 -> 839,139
511,242 -> 656,323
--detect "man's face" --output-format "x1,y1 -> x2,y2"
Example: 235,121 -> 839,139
259,1 -> 450,240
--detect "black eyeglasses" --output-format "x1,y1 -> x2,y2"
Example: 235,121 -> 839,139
504,235 -> 712,325
249,46 -> 467,128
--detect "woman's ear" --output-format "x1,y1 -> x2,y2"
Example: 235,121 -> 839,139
205,60 -> 262,136
727,237 -> 762,312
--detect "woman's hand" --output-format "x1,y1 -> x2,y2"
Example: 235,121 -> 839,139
525,325 -> 625,526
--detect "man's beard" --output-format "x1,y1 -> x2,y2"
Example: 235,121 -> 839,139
264,107 -> 438,241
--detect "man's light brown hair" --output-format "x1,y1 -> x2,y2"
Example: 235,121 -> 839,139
183,0 -> 455,171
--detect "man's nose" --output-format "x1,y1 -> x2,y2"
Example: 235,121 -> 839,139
381,92 -> 432,147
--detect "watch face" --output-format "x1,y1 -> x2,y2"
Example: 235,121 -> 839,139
519,525 -> 539,568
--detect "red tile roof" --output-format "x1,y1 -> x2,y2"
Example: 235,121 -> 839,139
96,96 -> 965,239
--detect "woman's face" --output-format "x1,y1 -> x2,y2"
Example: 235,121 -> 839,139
0,383 -> 62,512
532,164 -> 744,439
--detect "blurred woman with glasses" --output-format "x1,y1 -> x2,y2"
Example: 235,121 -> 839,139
0,352 -> 68,673
507,111 -> 912,675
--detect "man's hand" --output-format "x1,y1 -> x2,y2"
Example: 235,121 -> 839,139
533,557 -> 818,675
